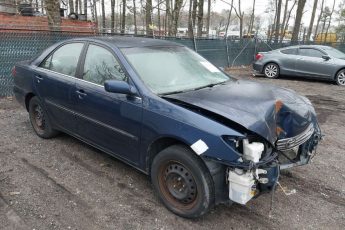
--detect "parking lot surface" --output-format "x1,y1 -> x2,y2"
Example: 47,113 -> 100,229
0,69 -> 344,229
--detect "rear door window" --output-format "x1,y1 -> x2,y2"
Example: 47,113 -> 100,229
298,48 -> 324,58
281,48 -> 298,55
40,43 -> 84,76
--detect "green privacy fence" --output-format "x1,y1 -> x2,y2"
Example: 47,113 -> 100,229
2,29 -> 345,96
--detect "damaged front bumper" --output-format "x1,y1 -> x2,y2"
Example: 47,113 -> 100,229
224,124 -> 322,205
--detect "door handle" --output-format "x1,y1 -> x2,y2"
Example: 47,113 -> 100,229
76,89 -> 87,99
35,75 -> 43,83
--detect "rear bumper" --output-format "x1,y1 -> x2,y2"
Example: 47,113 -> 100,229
13,85 -> 26,109
252,62 -> 263,73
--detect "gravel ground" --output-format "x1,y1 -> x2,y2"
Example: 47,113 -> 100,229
0,68 -> 344,230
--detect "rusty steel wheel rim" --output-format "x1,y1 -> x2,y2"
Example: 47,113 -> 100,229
33,104 -> 45,132
158,161 -> 198,210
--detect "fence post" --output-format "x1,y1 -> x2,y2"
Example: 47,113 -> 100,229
225,36 -> 230,67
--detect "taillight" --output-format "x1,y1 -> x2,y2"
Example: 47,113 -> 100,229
255,53 -> 263,60
11,66 -> 16,77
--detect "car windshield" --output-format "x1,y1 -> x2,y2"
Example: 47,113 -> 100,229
121,46 -> 231,95
321,47 -> 345,59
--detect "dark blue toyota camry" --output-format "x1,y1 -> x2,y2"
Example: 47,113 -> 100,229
13,36 -> 321,218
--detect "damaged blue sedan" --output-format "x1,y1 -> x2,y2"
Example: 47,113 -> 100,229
13,37 -> 322,218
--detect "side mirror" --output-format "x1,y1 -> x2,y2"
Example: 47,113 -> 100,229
104,80 -> 137,95
322,55 -> 330,60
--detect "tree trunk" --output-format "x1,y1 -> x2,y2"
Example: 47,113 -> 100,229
172,0 -> 183,36
248,0 -> 256,35
197,0 -> 204,37
157,0 -> 161,35
166,0 -> 171,36
92,0 -> 98,28
291,0 -> 306,43
69,0 -> 74,13
101,0 -> 105,30
280,0 -> 289,39
224,0 -> 234,38
146,0 -> 153,36
111,0 -> 115,32
133,0 -> 137,35
84,0 -> 87,19
314,0 -> 324,40
78,0 -> 82,14
306,0 -> 318,41
325,0 -> 336,42
188,0 -> 193,37
121,0 -> 126,34
274,0 -> 282,43
280,0 -> 296,44
45,0 -> 61,31
188,0 -> 197,37
75,0 -> 78,14
206,0 -> 211,36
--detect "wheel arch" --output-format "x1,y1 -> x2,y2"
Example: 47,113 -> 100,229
334,67 -> 345,80
146,136 -> 192,174
25,92 -> 36,112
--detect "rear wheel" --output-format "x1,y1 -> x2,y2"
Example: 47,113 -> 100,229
335,69 -> 345,86
151,145 -> 215,218
29,96 -> 58,138
264,63 -> 280,79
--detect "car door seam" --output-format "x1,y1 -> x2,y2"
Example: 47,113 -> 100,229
45,99 -> 138,141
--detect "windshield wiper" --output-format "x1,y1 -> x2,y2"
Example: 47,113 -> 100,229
192,81 -> 228,91
159,81 -> 228,96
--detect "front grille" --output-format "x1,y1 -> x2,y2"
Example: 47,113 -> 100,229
276,124 -> 314,151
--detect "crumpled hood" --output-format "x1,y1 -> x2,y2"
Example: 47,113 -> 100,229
164,80 -> 318,145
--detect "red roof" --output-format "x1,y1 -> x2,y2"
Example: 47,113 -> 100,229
0,13 -> 97,33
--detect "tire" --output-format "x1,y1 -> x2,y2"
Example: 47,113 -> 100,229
28,96 -> 59,139
264,63 -> 280,79
335,69 -> 345,86
151,145 -> 215,218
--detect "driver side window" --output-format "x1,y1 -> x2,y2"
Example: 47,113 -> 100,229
82,44 -> 127,85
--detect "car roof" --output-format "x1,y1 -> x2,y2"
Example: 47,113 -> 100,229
278,45 -> 331,50
67,36 -> 183,48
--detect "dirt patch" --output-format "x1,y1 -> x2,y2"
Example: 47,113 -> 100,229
0,68 -> 344,229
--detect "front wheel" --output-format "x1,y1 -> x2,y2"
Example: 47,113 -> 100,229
151,145 -> 215,218
28,96 -> 59,138
335,69 -> 345,86
264,63 -> 280,79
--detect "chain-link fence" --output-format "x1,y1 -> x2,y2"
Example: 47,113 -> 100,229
2,28 -> 345,97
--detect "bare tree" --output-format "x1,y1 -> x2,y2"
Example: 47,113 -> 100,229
188,0 -> 198,37
75,0 -> 79,14
146,0 -> 153,36
84,0 -> 87,19
280,0 -> 289,39
324,0 -> 336,42
280,0 -> 297,44
247,0 -> 256,35
206,0 -> 211,36
133,0 -> 137,35
101,0 -> 105,29
45,0 -> 61,31
306,0 -> 318,41
291,0 -> 306,43
171,0 -> 183,36
314,0 -> 325,39
111,0 -> 115,32
69,0 -> 75,13
274,0 -> 282,43
224,0 -> 234,38
121,0 -> 126,34
166,0 -> 171,35
197,0 -> 204,37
